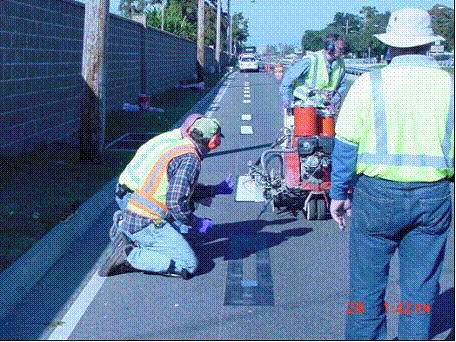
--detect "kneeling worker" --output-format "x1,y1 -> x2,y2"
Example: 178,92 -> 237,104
99,117 -> 234,278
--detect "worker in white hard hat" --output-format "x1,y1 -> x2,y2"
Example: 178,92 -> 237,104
329,7 -> 453,340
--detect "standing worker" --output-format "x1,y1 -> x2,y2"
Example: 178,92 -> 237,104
279,34 -> 347,112
329,8 -> 453,340
100,117 -> 234,279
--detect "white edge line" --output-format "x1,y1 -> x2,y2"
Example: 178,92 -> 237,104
47,273 -> 106,340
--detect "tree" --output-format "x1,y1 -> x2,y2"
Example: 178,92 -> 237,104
231,12 -> 249,52
359,6 -> 378,25
301,30 -> 324,52
146,0 -> 196,39
429,5 -> 454,51
119,0 -> 160,18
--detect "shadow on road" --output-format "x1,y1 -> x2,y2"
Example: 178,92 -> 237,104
429,287 -> 454,340
191,218 -> 312,276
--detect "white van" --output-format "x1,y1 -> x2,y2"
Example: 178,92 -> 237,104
239,53 -> 259,72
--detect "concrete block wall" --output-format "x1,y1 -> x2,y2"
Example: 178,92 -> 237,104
0,0 -> 229,155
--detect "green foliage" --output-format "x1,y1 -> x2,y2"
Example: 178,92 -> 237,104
119,0 -> 247,50
146,0 -> 197,40
301,4 -> 455,59
429,4 -> 455,51
232,12 -> 249,51
119,0 -> 162,18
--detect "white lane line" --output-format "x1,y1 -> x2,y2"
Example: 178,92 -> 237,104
241,125 -> 253,134
244,82 -> 249,86
241,114 -> 252,120
244,93 -> 250,98
47,273 -> 106,340
206,77 -> 232,117
242,99 -> 251,103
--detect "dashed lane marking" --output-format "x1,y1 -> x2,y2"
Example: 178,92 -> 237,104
242,99 -> 251,103
240,125 -> 253,134
241,114 -> 252,120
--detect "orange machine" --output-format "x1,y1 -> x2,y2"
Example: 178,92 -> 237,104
247,90 -> 339,220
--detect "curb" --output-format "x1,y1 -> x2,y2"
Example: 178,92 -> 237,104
0,70 -> 232,321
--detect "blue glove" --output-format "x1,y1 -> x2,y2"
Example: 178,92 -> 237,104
282,100 -> 290,109
196,218 -> 213,234
214,175 -> 235,195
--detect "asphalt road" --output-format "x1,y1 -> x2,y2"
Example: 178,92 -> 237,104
1,70 -> 453,340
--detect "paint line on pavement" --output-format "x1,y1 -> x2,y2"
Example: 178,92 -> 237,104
47,273 -> 106,340
244,93 -> 250,98
242,99 -> 251,103
240,126 -> 253,134
224,235 -> 274,306
241,114 -> 251,120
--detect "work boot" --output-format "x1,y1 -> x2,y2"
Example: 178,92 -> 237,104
109,210 -> 124,241
103,259 -> 136,277
145,260 -> 192,280
99,231 -> 134,277
165,260 -> 193,280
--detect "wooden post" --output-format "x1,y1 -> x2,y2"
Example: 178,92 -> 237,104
196,0 -> 205,82
79,0 -> 110,162
215,0 -> 221,72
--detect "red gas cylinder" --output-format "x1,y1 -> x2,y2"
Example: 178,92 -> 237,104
317,115 -> 335,137
293,106 -> 318,136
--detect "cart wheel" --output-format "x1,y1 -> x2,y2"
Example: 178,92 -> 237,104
317,198 -> 326,220
306,198 -> 317,220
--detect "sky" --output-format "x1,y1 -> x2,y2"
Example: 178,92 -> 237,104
105,0 -> 454,46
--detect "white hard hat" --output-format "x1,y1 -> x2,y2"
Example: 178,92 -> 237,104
374,8 -> 445,48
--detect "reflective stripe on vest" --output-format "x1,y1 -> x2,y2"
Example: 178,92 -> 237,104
119,129 -> 182,190
127,139 -> 200,220
357,69 -> 454,169
292,50 -> 343,101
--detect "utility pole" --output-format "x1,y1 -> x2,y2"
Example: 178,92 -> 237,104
342,19 -> 352,35
79,0 -> 110,162
196,0 -> 205,82
161,0 -> 167,30
227,0 -> 232,56
215,0 -> 221,72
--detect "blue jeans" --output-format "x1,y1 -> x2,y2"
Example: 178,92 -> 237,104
346,176 -> 452,340
126,220 -> 198,274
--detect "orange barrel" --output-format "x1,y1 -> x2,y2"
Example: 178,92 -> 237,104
318,115 -> 335,137
293,106 -> 318,136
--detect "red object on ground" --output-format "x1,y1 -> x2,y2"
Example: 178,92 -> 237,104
139,94 -> 150,110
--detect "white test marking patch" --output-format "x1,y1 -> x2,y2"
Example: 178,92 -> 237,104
242,99 -> 251,103
244,93 -> 250,98
240,125 -> 253,134
241,114 -> 252,120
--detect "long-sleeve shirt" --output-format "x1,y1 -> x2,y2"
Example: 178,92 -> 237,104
122,152 -> 214,233
279,54 -> 347,105
329,54 -> 453,200
165,153 -> 214,227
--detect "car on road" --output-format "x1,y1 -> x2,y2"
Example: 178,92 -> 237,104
239,54 -> 259,72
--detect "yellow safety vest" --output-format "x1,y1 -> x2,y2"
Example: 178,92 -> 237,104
118,129 -> 182,191
293,50 -> 345,104
125,137 -> 200,220
335,62 -> 454,182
